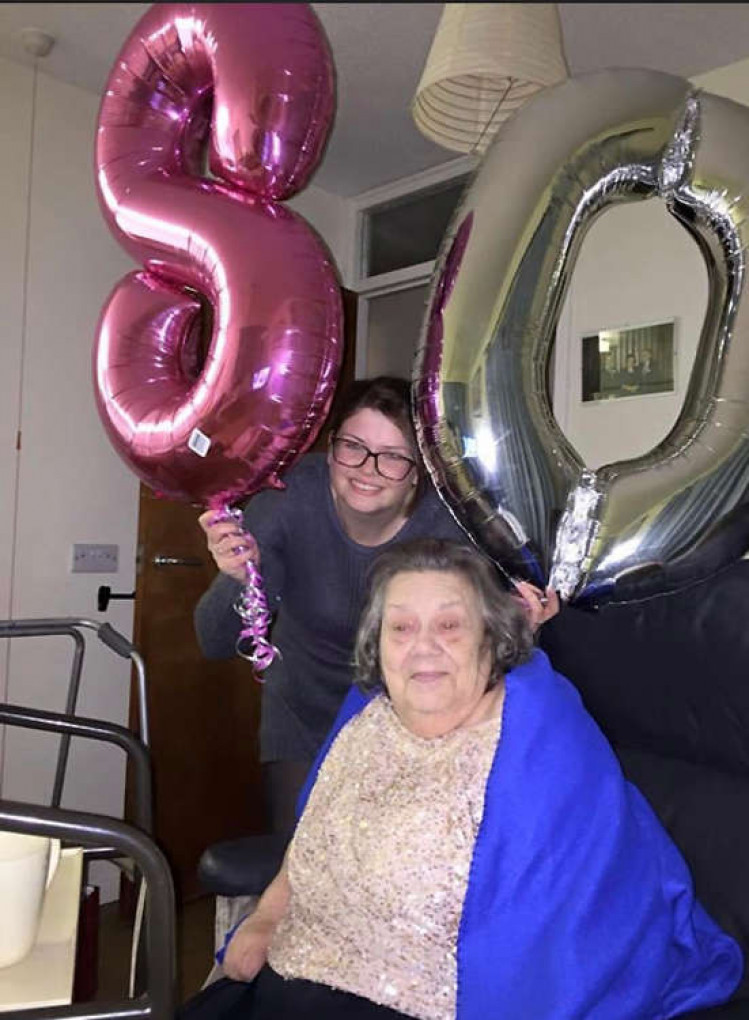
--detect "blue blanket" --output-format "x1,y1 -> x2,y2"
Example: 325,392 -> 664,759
298,648 -> 742,1019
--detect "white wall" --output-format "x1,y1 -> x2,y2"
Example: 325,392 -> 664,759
0,57 -> 350,901
553,58 -> 749,469
288,183 -> 351,286
0,60 -> 140,900
0,60 -> 32,736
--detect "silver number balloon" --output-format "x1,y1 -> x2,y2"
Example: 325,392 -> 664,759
414,69 -> 749,605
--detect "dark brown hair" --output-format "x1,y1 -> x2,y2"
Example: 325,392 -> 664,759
329,375 -> 416,442
328,376 -> 425,495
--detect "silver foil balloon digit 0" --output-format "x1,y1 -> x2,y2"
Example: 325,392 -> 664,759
414,69 -> 749,605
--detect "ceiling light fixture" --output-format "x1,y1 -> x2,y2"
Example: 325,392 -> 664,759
20,27 -> 55,60
412,3 -> 568,156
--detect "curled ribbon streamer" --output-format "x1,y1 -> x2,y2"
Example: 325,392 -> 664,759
93,4 -> 343,668
211,506 -> 278,672
236,562 -> 277,673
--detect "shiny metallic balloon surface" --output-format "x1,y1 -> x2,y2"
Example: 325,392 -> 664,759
94,4 -> 343,507
414,69 -> 749,604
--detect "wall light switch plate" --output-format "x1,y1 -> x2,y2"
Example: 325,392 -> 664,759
72,544 -> 119,574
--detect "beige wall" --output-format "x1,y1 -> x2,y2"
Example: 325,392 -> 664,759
697,55 -> 749,104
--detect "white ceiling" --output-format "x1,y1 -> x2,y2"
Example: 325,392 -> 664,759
1,3 -> 749,197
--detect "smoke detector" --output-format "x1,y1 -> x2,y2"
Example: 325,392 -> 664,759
20,27 -> 55,59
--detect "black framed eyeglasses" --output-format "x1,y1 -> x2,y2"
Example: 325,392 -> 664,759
331,436 -> 417,481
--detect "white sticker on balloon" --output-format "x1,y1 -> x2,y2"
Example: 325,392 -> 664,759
188,428 -> 211,457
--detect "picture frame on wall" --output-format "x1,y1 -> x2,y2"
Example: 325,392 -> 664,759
581,320 -> 676,404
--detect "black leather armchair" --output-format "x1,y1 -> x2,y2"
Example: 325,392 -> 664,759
199,559 -> 749,1017
199,831 -> 288,900
539,559 -> 749,1019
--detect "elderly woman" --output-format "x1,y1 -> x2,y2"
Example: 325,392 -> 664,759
183,539 -> 742,1020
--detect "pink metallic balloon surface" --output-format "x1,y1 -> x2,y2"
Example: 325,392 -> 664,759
93,3 -> 343,508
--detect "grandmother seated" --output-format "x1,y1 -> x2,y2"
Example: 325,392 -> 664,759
182,538 -> 742,1020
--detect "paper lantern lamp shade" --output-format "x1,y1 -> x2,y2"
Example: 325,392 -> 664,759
412,3 -> 568,154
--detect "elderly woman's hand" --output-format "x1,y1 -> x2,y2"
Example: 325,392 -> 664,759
223,859 -> 291,982
223,914 -> 275,983
512,581 -> 560,631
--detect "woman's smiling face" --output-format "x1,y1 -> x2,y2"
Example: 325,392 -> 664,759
379,569 -> 493,738
328,408 -> 417,518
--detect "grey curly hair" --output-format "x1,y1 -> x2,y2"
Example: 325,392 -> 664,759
354,538 -> 534,694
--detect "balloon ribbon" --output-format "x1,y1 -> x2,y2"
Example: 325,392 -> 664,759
211,505 -> 278,675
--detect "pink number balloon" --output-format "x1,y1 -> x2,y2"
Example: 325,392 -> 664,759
93,3 -> 343,510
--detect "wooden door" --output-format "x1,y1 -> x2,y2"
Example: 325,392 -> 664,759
128,488 -> 265,902
126,289 -> 357,902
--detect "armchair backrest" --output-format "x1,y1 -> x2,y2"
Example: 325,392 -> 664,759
540,559 -> 749,998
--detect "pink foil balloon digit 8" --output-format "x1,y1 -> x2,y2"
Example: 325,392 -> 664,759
94,3 -> 342,505
94,4 -> 343,667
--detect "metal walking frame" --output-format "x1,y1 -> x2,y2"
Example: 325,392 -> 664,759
0,618 -> 177,1019
0,618 -> 149,800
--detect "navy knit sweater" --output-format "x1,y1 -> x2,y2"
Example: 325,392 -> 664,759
194,454 -> 466,762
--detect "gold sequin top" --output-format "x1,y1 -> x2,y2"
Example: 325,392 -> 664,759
268,693 -> 504,1020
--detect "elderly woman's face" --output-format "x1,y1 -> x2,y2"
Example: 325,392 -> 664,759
379,569 -> 494,738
